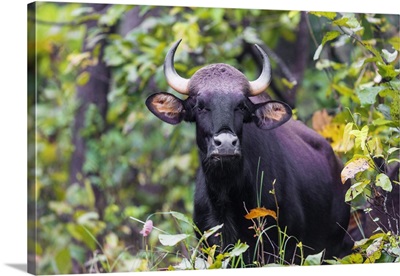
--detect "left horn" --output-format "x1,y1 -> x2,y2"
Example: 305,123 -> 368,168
248,44 -> 271,96
164,39 -> 190,95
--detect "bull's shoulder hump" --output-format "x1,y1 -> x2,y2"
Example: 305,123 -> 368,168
282,119 -> 333,153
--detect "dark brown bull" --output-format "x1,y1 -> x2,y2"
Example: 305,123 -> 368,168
146,39 -> 351,264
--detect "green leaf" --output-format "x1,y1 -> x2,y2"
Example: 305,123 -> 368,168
354,238 -> 369,248
313,44 -> 324,61
104,44 -> 125,66
389,79 -> 400,90
372,118 -> 393,126
364,43 -> 384,62
349,125 -> 369,151
356,86 -> 385,106
333,83 -> 353,97
388,158 -> 400,165
281,78 -> 297,89
71,7 -> 94,17
368,137 -> 383,156
48,201 -> 73,215
77,211 -> 99,227
55,248 -> 72,274
345,180 -> 370,202
340,253 -> 364,264
98,5 -> 129,26
77,71 -> 90,86
376,173 -> 392,192
389,36 -> 400,51
390,92 -> 400,122
170,211 -> 193,225
84,179 -> 95,209
377,62 -> 400,80
333,17 -> 349,27
243,27 -> 263,44
66,224 -> 96,250
125,64 -> 139,83
314,31 -> 341,61
309,11 -> 337,20
210,8 -> 224,23
322,31 -> 341,45
333,16 -> 362,31
204,224 -> 224,239
159,233 -> 189,246
304,250 -> 324,265
69,244 -> 86,264
388,147 -> 400,155
349,253 -> 364,263
382,49 -> 398,63
229,241 -> 249,257
377,104 -> 392,119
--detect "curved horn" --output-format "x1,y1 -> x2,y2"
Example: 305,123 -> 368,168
164,39 -> 190,95
248,44 -> 272,96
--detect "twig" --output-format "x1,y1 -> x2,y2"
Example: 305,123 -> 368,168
305,13 -> 320,51
305,13 -> 334,82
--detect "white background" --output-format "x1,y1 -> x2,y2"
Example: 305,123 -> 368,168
0,0 -> 398,275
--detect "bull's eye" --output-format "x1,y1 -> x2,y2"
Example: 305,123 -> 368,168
235,103 -> 247,112
197,102 -> 209,112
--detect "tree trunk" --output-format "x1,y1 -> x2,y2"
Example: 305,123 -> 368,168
272,11 -> 310,108
69,4 -> 111,273
69,4 -> 111,186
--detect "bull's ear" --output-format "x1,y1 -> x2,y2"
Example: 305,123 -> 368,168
145,92 -> 185,125
252,100 -> 292,130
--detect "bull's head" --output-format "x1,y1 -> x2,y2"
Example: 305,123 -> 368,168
146,40 -> 292,165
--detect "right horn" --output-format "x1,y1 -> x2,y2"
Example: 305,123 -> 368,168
164,39 -> 190,95
248,44 -> 272,96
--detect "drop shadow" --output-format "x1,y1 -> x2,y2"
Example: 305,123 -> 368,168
5,263 -> 27,273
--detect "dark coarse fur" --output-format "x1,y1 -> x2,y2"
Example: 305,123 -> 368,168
147,62 -> 352,265
194,114 -> 351,264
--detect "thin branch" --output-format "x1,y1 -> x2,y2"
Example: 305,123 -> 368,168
305,13 -> 319,50
337,25 -> 385,62
305,13 -> 334,82
262,44 -> 296,83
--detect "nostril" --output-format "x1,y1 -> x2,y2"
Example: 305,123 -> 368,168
231,137 -> 238,147
213,133 -> 239,148
214,137 -> 222,146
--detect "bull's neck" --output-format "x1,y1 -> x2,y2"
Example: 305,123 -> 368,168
200,157 -> 252,205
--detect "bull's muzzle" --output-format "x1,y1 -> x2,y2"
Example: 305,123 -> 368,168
210,132 -> 241,159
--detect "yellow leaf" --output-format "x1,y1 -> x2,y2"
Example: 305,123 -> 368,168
312,109 -> 332,132
316,121 -> 354,153
341,157 -> 371,184
342,123 -> 354,153
349,125 -> 369,151
245,207 -> 277,220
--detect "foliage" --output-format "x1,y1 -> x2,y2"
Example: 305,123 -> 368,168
309,11 -> 399,264
28,2 -> 399,274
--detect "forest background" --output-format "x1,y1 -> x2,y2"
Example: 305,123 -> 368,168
22,0 -> 400,275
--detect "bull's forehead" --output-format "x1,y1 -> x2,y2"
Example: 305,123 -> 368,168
188,63 -> 250,96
